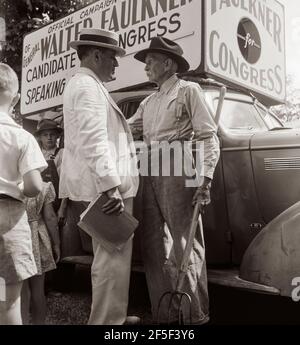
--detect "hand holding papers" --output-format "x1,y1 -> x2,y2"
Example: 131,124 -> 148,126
78,194 -> 139,252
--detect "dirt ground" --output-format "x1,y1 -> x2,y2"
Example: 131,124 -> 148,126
44,264 -> 300,325
45,265 -> 152,325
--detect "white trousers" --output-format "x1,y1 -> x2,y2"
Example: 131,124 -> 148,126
88,198 -> 133,325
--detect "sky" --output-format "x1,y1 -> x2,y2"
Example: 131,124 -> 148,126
280,0 -> 300,89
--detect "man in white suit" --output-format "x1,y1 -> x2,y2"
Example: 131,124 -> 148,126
60,28 -> 139,325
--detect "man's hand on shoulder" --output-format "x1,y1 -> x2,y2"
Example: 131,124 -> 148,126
102,187 -> 124,215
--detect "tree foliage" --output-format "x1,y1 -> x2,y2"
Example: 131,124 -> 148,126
0,0 -> 94,124
0,0 -> 93,77
271,75 -> 300,124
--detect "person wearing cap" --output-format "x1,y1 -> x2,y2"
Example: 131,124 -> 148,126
128,36 -> 220,324
35,119 -> 63,213
0,63 -> 47,324
59,28 -> 139,325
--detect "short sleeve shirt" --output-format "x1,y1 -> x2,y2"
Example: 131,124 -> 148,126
0,112 -> 47,201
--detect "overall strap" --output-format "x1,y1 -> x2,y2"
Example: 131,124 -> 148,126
48,147 -> 60,160
175,85 -> 187,121
174,83 -> 190,139
53,147 -> 60,157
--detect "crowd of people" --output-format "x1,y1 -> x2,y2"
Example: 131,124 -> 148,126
0,28 -> 220,325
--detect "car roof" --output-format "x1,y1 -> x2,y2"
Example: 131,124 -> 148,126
110,90 -> 155,103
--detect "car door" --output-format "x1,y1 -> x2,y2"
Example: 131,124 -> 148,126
218,94 -> 299,264
251,127 -> 300,224
217,95 -> 269,264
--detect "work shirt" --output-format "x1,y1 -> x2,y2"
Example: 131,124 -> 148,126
0,112 -> 47,201
128,74 -> 220,179
60,67 -> 139,202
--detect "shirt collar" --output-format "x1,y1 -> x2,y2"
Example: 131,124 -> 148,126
0,112 -> 21,128
159,74 -> 178,95
77,67 -> 105,85
42,147 -> 56,155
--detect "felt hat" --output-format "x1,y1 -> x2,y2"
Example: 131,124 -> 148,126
134,36 -> 190,73
34,119 -> 63,136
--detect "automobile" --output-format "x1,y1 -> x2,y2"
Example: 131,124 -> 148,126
51,76 -> 300,298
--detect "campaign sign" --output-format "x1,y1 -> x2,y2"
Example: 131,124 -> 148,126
204,0 -> 286,103
21,0 -> 202,116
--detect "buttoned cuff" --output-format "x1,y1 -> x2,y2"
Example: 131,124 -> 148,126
96,175 -> 121,193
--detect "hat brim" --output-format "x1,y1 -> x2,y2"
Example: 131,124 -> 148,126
134,48 -> 190,73
34,127 -> 63,136
70,40 -> 126,57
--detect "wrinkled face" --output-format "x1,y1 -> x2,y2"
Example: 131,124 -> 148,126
39,129 -> 59,150
96,49 -> 119,83
144,53 -> 168,84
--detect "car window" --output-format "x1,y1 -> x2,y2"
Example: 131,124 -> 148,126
214,98 -> 268,133
256,104 -> 284,129
118,92 -> 283,133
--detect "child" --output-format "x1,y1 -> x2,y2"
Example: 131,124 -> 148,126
34,119 -> 64,212
0,63 -> 47,325
24,181 -> 60,325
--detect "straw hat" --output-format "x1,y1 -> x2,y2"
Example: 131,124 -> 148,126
69,28 -> 126,57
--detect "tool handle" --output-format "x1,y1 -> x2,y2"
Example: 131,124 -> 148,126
180,203 -> 201,273
215,86 -> 226,126
176,203 -> 202,292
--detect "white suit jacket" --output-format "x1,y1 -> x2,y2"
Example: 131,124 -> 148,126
60,67 -> 139,202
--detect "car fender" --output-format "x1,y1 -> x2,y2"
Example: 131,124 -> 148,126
240,201 -> 300,297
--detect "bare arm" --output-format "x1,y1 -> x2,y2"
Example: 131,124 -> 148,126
23,170 -> 43,197
43,202 -> 60,262
57,198 -> 68,227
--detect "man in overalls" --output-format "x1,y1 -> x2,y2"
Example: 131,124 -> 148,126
128,36 -> 220,324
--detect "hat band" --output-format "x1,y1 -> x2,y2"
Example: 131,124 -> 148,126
79,34 -> 118,46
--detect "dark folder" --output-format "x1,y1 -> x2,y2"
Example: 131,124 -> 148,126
78,194 -> 139,252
